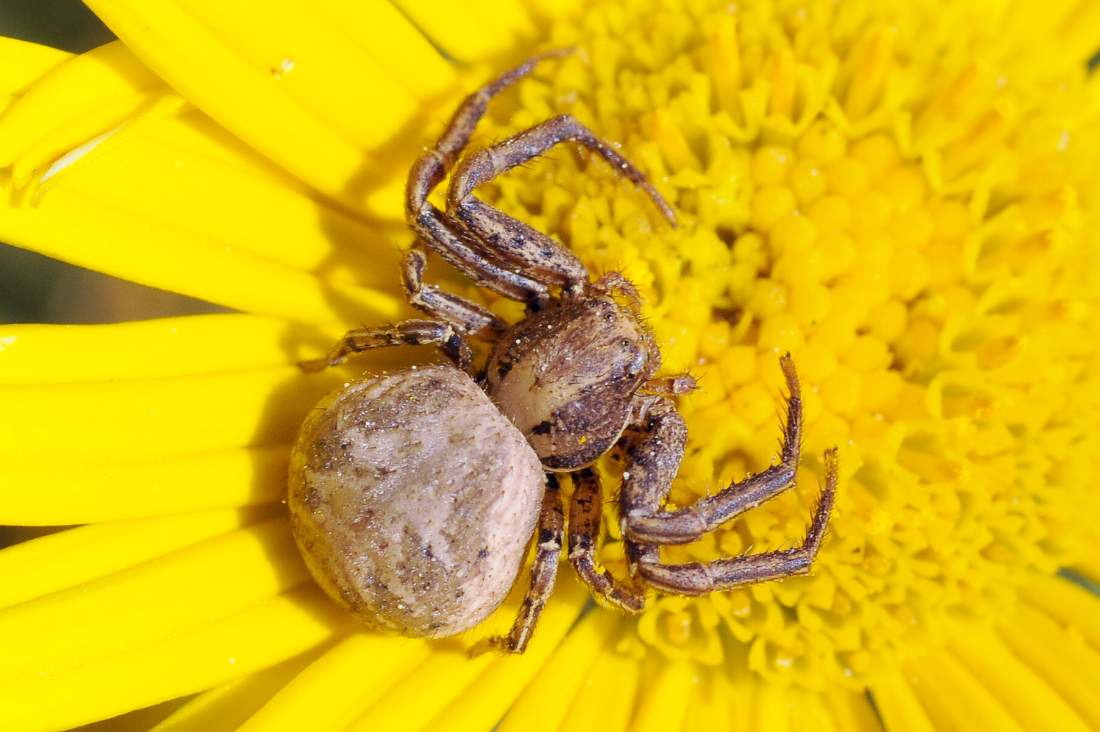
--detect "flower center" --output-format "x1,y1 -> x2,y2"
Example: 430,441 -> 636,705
474,0 -> 1100,687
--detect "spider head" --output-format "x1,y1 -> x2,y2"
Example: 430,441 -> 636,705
486,290 -> 660,472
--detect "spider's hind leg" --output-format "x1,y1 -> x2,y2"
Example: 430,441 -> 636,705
470,474 -> 565,656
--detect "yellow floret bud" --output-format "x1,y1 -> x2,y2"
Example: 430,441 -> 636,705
751,185 -> 797,232
752,145 -> 795,185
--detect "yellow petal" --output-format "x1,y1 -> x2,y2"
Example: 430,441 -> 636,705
1025,573 -> 1100,649
346,650 -> 494,732
152,649 -> 326,732
0,165 -> 401,324
0,315 -> 344,385
82,0 -> 454,213
237,634 -> 431,732
751,680 -> 792,732
867,670 -> 936,732
498,609 -> 619,732
0,517 -> 306,680
999,602 -> 1100,728
903,650 -> 1024,731
1,445 -> 287,525
0,41 -> 161,169
424,576 -> 587,731
0,508 -> 256,608
630,659 -> 695,732
310,1 -> 457,99
0,366 -> 345,459
0,587 -> 347,732
559,646 -> 642,732
947,621 -> 1090,732
0,36 -> 70,99
823,689 -> 884,731
393,0 -> 532,62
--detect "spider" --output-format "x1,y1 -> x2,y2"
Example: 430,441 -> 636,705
288,50 -> 839,654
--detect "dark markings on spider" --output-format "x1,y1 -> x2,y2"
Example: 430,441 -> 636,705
287,50 -> 839,654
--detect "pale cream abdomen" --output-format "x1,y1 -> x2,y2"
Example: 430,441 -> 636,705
288,365 -> 545,637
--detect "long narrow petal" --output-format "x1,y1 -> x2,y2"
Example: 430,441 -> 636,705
1024,573 -> 1100,649
998,602 -> 1100,728
0,518 -> 306,680
0,587 -> 348,732
947,621 -> 1090,732
0,172 -> 400,324
866,670 -> 937,732
560,646 -> 642,732
0,37 -> 70,101
237,635 -> 431,732
0,508 -> 258,608
393,0 -> 533,61
0,316 -> 344,385
902,650 -> 1024,730
629,660 -> 694,732
1,445 -> 287,525
0,366 -> 346,459
498,609 -> 618,732
423,577 -> 587,731
152,650 -> 326,732
81,0 -> 464,212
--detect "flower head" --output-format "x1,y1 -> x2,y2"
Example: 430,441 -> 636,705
2,0 -> 1100,730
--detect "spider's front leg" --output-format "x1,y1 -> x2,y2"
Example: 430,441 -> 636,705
471,475 -> 564,655
446,114 -> 676,293
620,356 -> 838,594
300,319 -> 473,375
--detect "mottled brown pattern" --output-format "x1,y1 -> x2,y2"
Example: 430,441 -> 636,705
288,366 -> 545,637
291,52 -> 838,653
486,292 -> 658,471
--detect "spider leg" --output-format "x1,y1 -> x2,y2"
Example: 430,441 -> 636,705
402,244 -> 507,341
621,355 -> 803,545
567,468 -> 646,613
299,319 -> 473,375
470,474 -> 564,655
446,114 -> 677,292
406,51 -> 569,307
636,450 -> 838,595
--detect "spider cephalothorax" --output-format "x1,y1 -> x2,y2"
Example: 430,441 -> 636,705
288,51 -> 838,654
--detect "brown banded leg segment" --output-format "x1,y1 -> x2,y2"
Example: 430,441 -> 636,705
567,468 -> 645,613
621,354 -> 803,545
446,114 -> 678,290
402,245 -> 507,341
471,474 -> 565,655
616,395 -> 688,576
636,449 -> 838,595
299,319 -> 473,375
405,51 -> 569,306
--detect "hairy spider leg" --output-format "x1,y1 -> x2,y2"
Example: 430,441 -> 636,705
404,52 -> 573,313
299,319 -> 474,375
401,244 -> 508,341
471,474 -> 565,655
636,451 -> 838,595
447,114 -> 677,291
622,354 -> 802,545
568,467 -> 646,612
616,357 -> 838,594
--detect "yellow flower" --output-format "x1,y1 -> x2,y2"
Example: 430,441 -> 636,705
2,0 -> 1100,730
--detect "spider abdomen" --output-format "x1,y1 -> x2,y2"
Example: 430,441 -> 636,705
486,293 -> 656,471
288,365 -> 545,637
